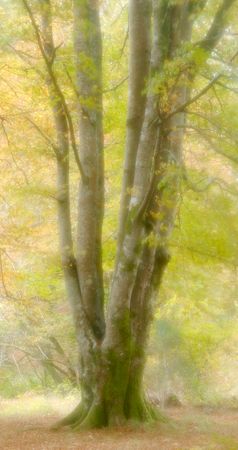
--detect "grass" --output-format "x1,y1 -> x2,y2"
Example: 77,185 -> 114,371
0,393 -> 79,417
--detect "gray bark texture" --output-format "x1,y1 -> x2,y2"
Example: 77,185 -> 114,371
23,0 -> 237,429
74,0 -> 105,341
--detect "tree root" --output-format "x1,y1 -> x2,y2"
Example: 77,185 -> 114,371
51,402 -> 91,430
125,390 -> 169,425
73,402 -> 106,430
52,395 -> 168,431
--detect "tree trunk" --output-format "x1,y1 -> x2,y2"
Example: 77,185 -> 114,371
116,0 -> 151,261
73,0 -> 105,341
23,0 -> 236,430
55,0 -> 235,430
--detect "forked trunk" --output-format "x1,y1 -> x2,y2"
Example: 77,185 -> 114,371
22,0 -> 236,430
54,0 -> 235,430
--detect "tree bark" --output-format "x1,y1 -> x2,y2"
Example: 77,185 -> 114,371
23,0 -> 237,430
37,0 -> 101,425
68,0 -> 235,429
117,0 -> 152,260
74,0 -> 105,341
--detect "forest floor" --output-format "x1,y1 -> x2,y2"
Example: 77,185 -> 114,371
0,395 -> 237,449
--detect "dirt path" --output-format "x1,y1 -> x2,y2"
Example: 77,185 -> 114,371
0,406 -> 237,449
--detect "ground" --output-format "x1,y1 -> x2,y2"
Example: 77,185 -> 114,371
0,396 -> 238,449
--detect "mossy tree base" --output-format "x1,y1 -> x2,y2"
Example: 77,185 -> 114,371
53,392 -> 168,431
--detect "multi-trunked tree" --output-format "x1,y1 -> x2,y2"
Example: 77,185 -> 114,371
21,0 -> 236,428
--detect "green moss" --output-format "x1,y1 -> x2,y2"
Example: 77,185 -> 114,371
122,259 -> 136,272
74,402 -> 106,430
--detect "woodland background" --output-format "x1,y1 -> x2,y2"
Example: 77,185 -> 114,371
0,0 -> 237,412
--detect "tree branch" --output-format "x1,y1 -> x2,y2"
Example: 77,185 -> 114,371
0,251 -> 9,298
202,73 -> 238,95
199,0 -> 237,52
181,123 -> 238,165
163,49 -> 238,123
103,76 -> 128,94
26,116 -> 59,155
0,119 -> 30,184
22,0 -> 86,181
171,242 -> 238,267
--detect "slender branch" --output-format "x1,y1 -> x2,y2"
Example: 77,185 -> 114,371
63,63 -> 80,99
171,242 -> 238,268
158,49 -> 238,125
0,73 -> 19,97
0,343 -> 36,359
26,116 -> 59,156
43,359 -> 73,380
103,76 -> 128,94
7,43 -> 44,78
0,342 -> 75,382
0,251 -> 9,298
22,0 -> 49,63
119,26 -> 129,59
168,73 -> 226,119
12,353 -> 25,379
199,0 -> 237,52
187,110 -> 238,143
22,0 -> 86,181
180,123 -> 238,165
202,73 -> 238,95
0,119 -> 30,184
182,166 -> 220,193
0,248 -> 16,270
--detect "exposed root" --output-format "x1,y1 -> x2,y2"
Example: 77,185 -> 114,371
127,398 -> 150,422
146,401 -> 168,423
51,402 -> 90,430
125,389 -> 169,425
51,394 -> 168,431
73,402 -> 107,430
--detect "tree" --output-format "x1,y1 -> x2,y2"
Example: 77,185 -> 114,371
17,0 -> 237,428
